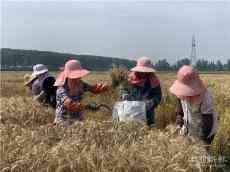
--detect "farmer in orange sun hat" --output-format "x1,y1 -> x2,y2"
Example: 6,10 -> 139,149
53,59 -> 108,125
170,65 -> 218,145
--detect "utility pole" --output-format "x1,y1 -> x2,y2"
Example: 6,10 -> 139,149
190,35 -> 197,67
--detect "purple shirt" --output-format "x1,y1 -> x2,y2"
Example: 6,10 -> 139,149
31,72 -> 52,96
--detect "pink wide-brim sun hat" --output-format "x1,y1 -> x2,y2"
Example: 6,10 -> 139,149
54,59 -> 90,86
131,56 -> 156,73
169,65 -> 206,97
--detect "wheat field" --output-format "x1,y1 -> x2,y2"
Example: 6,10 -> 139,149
0,71 -> 230,172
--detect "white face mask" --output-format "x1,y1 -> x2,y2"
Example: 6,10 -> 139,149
180,93 -> 204,105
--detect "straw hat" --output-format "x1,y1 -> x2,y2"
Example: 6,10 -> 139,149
24,73 -> 37,86
170,65 -> 206,97
131,57 -> 156,73
54,59 -> 90,86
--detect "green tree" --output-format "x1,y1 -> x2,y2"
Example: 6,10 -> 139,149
155,59 -> 171,71
216,60 -> 223,71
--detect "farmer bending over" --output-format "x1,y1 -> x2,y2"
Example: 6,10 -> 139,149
30,64 -> 56,108
170,65 -> 218,145
24,73 -> 37,93
53,59 -> 107,125
119,57 -> 162,127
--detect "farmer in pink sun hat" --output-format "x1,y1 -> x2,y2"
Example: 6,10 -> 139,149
53,59 -> 107,125
170,65 -> 218,145
119,56 -> 162,127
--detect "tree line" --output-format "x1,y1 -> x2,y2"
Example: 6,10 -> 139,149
154,58 -> 230,71
1,48 -> 229,71
1,48 -> 135,71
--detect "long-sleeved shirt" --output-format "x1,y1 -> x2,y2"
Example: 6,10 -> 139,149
55,81 -> 102,121
32,72 -> 50,96
31,73 -> 56,107
120,80 -> 162,110
119,79 -> 162,125
176,89 -> 218,140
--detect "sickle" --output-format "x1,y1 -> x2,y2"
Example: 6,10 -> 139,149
96,104 -> 112,112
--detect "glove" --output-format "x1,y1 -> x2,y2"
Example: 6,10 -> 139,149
63,96 -> 76,112
93,83 -> 108,93
63,96 -> 86,112
87,102 -> 98,110
77,102 -> 86,111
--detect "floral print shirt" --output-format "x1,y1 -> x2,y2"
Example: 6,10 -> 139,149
55,81 -> 94,121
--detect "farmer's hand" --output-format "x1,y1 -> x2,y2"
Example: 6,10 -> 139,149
63,96 -> 75,112
77,102 -> 86,111
93,83 -> 108,93
63,96 -> 86,112
99,83 -> 108,91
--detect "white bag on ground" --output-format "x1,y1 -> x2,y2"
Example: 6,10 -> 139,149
112,101 -> 146,123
